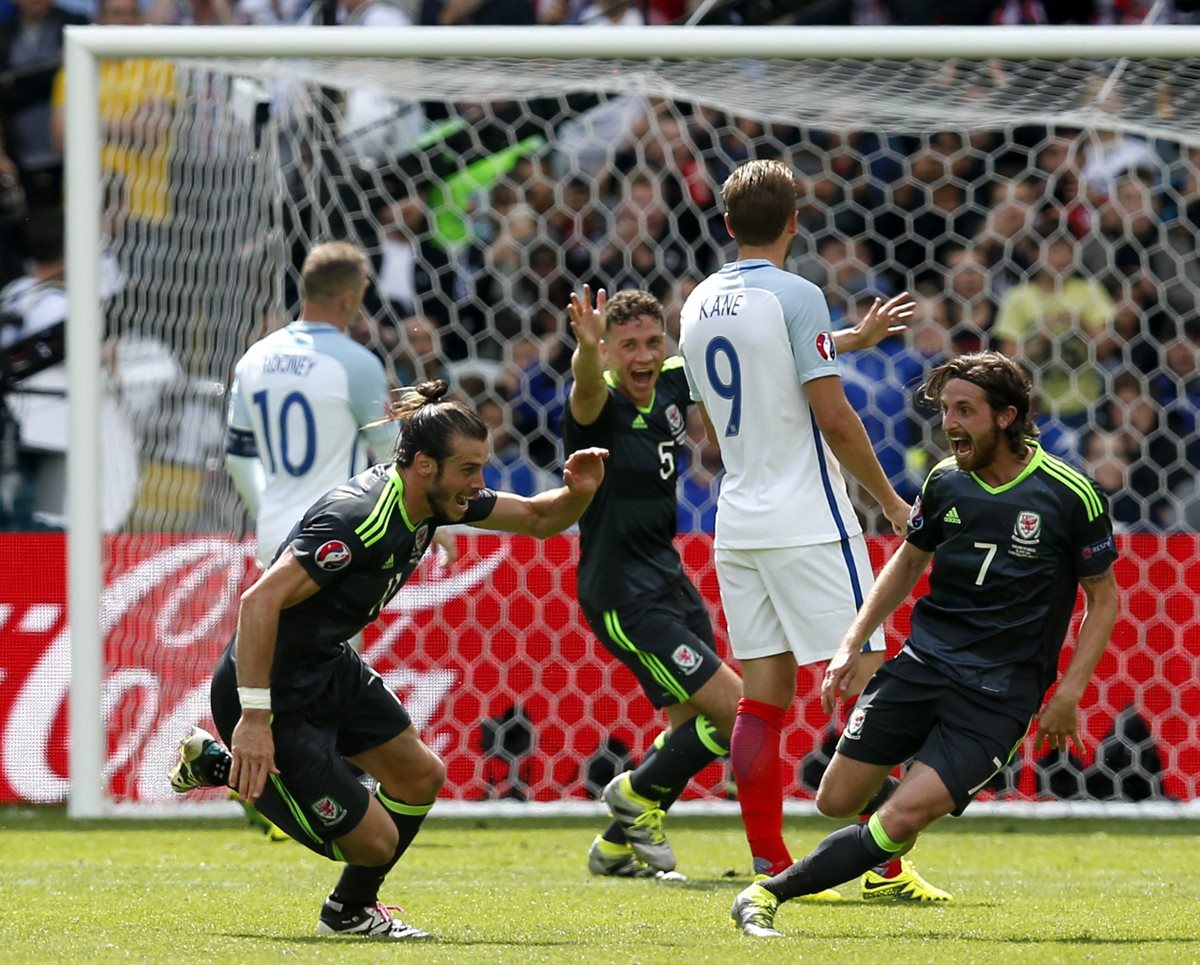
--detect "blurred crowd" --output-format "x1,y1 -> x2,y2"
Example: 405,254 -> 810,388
0,0 -> 1196,534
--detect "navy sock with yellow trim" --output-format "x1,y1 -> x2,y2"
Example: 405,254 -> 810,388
330,787 -> 434,908
630,716 -> 728,800
763,815 -> 913,903
602,718 -> 729,847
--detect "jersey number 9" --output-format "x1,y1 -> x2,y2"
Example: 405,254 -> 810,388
704,336 -> 742,437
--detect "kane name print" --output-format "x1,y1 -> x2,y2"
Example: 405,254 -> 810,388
696,292 -> 745,318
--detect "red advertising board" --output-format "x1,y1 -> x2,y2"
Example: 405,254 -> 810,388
0,533 -> 1197,806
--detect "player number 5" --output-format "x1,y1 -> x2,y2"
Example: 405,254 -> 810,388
972,541 -> 997,586
657,440 -> 674,480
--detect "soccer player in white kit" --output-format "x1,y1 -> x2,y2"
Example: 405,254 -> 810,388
225,241 -> 398,570
680,160 -> 949,901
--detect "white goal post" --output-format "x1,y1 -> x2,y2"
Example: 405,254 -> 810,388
62,25 -> 1200,819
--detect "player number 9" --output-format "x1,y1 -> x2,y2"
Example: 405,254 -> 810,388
704,336 -> 741,437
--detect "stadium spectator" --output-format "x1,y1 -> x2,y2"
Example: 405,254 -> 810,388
368,193 -> 461,336
992,231 -> 1114,427
0,0 -> 86,211
1079,427 -> 1142,530
677,406 -> 722,534
1080,172 -> 1170,300
680,160 -> 947,899
876,133 -> 983,284
389,315 -> 451,388
477,394 -> 555,496
146,0 -> 238,24
940,244 -> 995,352
594,171 -> 690,300
420,0 -> 535,24
970,177 -> 1043,296
173,381 -> 608,942
815,233 -> 894,329
732,352 -> 1118,937
500,333 -> 567,470
50,0 -> 177,358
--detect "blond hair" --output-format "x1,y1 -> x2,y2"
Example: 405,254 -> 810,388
300,241 -> 368,304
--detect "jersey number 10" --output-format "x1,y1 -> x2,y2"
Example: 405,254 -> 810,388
252,390 -> 317,477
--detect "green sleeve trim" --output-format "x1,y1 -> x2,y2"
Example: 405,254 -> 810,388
867,812 -> 908,853
1041,454 -> 1104,521
651,730 -> 668,751
661,356 -> 685,372
920,457 -> 957,496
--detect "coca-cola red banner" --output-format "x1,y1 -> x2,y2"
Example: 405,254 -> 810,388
1,533 -> 1197,806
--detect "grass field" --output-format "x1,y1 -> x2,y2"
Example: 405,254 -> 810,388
1,809 -> 1197,964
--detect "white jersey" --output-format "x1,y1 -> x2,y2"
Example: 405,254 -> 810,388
226,320 -> 396,564
679,258 -> 860,549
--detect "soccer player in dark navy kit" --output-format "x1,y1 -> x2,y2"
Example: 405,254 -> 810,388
565,287 -> 744,879
732,352 -> 1120,937
171,381 -> 607,940
565,285 -> 911,880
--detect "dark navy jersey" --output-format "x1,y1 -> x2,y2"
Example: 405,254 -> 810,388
904,441 -> 1117,699
267,463 -> 496,707
564,358 -> 691,609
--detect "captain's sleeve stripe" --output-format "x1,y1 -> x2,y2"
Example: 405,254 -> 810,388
1040,456 -> 1103,521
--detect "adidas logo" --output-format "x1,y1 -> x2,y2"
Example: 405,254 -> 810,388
631,414 -> 647,429
943,507 -> 961,524
382,553 -> 395,569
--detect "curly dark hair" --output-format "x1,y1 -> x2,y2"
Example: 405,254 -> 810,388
390,379 -> 488,467
604,289 -> 664,331
919,352 -> 1038,455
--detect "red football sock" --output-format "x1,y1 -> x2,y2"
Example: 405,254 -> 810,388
730,697 -> 791,875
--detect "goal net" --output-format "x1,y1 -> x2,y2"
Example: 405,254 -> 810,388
51,26 -> 1200,817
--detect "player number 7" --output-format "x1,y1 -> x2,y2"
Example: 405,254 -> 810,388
972,541 -> 998,586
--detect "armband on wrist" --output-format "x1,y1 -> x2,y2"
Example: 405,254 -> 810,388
237,686 -> 272,711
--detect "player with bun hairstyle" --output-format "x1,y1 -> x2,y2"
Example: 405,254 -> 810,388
172,379 -> 607,940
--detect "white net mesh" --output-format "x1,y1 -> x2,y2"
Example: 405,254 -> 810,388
72,45 -> 1200,811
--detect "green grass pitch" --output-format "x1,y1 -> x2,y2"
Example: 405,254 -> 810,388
1,809 -> 1197,963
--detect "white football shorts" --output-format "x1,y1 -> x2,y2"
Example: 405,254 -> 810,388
715,537 -> 885,663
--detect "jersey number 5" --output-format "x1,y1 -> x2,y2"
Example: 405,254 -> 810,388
252,390 -> 317,477
704,337 -> 741,437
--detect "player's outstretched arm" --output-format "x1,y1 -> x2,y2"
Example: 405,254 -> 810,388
568,285 -> 609,426
822,541 -> 931,714
1033,567 -> 1119,754
832,291 -> 915,354
471,447 -> 609,539
806,375 -> 910,533
230,552 -> 322,803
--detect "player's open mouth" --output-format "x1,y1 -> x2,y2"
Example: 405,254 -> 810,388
949,437 -> 972,458
630,369 -> 654,387
455,494 -> 470,511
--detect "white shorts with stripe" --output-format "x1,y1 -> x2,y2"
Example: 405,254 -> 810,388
715,536 -> 885,664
